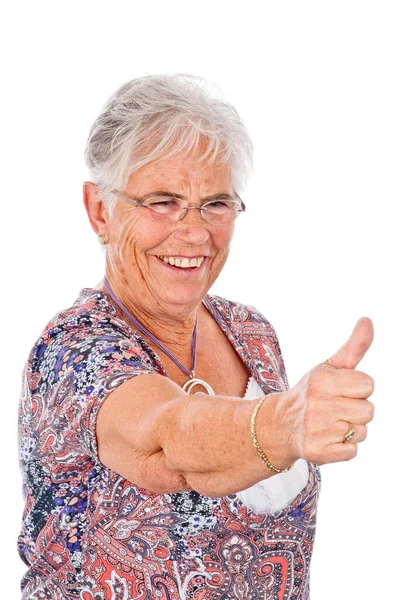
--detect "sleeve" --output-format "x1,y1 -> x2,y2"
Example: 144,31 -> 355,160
30,313 -> 158,462
244,303 -> 290,393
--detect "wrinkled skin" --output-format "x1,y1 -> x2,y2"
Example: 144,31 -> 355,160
84,151 -> 235,355
264,317 -> 375,469
84,149 -> 375,470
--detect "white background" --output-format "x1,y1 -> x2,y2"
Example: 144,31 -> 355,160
1,1 -> 397,598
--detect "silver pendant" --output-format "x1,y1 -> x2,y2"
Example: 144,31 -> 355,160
182,377 -> 215,395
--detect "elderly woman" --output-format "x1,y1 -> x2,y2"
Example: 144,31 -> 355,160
18,75 -> 374,599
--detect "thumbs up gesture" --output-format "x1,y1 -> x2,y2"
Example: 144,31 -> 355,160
268,318 -> 375,467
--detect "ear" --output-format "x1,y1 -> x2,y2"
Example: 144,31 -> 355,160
83,182 -> 109,236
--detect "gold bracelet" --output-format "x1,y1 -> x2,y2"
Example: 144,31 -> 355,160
250,396 -> 296,474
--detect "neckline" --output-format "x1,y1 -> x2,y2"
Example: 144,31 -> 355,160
79,287 -> 266,396
201,295 -> 265,393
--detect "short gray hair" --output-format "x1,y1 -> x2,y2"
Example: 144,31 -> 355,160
85,74 -> 253,210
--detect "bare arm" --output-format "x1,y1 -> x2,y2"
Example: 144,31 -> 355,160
96,318 -> 376,497
96,373 -> 292,497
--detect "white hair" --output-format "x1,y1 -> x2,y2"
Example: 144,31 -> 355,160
85,74 -> 253,211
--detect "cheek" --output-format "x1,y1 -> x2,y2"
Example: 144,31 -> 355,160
109,215 -> 140,267
112,216 -> 167,266
214,226 -> 234,254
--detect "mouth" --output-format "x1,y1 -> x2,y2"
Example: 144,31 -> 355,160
155,255 -> 207,272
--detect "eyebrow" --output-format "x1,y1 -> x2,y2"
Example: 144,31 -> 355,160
135,191 -> 238,204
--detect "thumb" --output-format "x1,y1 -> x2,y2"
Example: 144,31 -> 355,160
324,317 -> 374,370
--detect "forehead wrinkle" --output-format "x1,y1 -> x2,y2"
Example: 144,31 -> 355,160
137,171 -> 232,201
125,155 -> 233,205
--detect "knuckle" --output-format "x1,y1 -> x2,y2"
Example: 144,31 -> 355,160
359,371 -> 375,395
321,358 -> 334,369
367,375 -> 375,395
365,401 -> 375,422
346,444 -> 358,460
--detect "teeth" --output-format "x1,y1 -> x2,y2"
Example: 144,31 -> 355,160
157,256 -> 205,268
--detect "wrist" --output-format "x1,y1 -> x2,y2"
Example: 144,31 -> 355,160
253,392 -> 299,472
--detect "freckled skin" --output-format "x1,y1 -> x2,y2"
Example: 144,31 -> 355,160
85,149 -> 375,498
83,151 -> 235,351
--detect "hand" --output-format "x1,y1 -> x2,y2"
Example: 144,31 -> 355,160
275,317 -> 375,466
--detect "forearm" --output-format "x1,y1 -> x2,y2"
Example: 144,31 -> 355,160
98,374 -> 297,497
143,391 -> 296,497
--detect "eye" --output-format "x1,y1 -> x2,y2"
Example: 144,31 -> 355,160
205,200 -> 231,212
145,198 -> 180,213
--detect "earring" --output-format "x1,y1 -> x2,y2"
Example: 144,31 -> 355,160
98,234 -> 107,245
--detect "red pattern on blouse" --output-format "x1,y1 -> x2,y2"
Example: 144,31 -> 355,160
18,288 -> 320,599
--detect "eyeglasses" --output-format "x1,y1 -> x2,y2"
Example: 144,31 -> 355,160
111,189 -> 246,226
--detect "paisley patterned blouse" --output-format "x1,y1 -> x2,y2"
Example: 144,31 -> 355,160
18,288 -> 321,599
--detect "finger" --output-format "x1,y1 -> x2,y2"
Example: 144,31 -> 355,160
325,368 -> 375,398
332,397 -> 375,425
321,442 -> 358,464
336,422 -> 368,444
324,317 -> 374,370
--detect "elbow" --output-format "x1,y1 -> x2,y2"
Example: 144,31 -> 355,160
98,443 -> 192,494
183,471 -> 224,498
138,450 -> 193,494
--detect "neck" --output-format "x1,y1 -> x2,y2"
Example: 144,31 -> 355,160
99,274 -> 200,354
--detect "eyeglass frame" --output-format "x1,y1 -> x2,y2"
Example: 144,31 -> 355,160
111,188 -> 246,225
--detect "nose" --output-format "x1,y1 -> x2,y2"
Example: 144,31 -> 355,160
173,207 -> 210,244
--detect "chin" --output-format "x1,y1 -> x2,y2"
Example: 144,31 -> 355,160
163,289 -> 207,308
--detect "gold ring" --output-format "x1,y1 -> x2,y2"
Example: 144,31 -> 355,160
343,422 -> 355,443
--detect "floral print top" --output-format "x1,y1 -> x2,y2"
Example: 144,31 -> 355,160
18,288 -> 321,599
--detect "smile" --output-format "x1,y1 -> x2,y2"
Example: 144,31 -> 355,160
156,255 -> 205,268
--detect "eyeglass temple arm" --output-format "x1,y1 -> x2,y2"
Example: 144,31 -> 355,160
111,189 -> 141,207
235,194 -> 246,212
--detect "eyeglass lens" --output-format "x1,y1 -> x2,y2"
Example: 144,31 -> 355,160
143,197 -> 240,225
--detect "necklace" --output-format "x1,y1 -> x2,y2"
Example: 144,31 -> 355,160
103,277 -> 215,395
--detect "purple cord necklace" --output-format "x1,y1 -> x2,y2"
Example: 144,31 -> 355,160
103,277 -> 215,395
